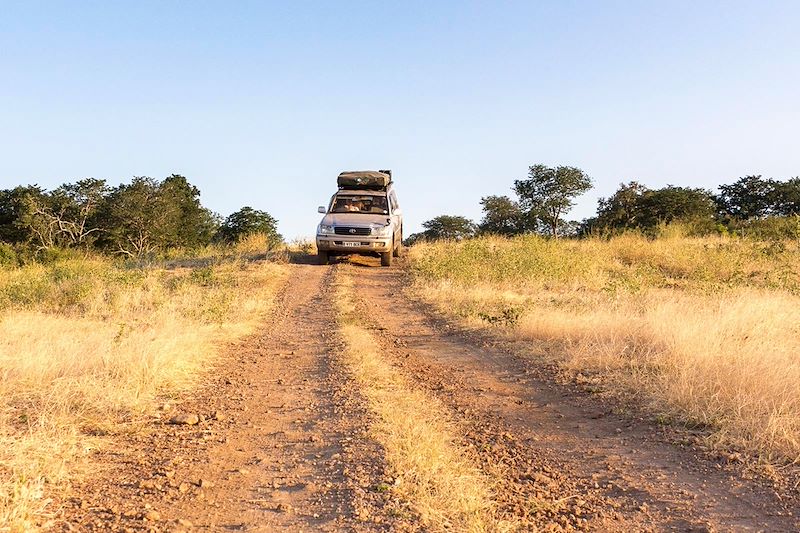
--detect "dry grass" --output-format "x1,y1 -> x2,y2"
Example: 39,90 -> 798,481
0,253 -> 287,531
334,268 -> 514,532
408,234 -> 800,464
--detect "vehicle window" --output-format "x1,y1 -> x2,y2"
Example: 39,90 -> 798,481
331,195 -> 388,214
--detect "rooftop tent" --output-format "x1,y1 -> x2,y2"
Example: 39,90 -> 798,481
337,170 -> 392,189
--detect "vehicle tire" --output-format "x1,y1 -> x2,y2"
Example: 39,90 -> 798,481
380,251 -> 392,267
393,240 -> 403,257
317,251 -> 329,265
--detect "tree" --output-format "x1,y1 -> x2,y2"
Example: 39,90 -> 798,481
97,177 -> 171,256
159,174 -> 217,248
43,178 -> 108,247
478,195 -> 534,236
0,185 -> 47,244
773,177 -> 800,216
217,206 -> 282,247
637,185 -> 716,228
717,175 -> 777,219
418,215 -> 476,241
595,181 -> 648,230
513,164 -> 592,237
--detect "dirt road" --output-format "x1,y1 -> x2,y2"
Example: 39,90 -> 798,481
56,259 -> 799,531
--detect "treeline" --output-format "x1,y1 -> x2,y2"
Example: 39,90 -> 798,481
0,175 -> 282,261
409,166 -> 800,243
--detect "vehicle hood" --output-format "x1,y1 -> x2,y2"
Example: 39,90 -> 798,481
319,213 -> 391,227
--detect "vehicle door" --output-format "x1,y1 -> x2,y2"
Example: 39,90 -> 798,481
388,190 -> 402,242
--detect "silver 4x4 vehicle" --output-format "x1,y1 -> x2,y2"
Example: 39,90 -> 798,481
316,170 -> 403,266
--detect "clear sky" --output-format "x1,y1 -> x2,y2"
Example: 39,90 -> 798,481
2,1 -> 798,239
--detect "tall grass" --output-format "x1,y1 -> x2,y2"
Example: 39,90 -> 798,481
0,253 -> 287,531
409,234 -> 800,464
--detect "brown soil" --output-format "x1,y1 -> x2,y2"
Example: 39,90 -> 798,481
53,258 -> 800,532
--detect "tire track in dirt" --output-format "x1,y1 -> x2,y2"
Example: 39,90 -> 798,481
55,263 -> 400,532
346,262 -> 800,532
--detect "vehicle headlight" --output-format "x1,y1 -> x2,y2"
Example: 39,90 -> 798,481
318,224 -> 334,235
372,225 -> 392,237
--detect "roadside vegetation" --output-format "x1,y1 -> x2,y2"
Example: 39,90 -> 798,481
334,269 -> 514,532
0,235 -> 287,531
408,230 -> 800,465
0,174 -> 282,262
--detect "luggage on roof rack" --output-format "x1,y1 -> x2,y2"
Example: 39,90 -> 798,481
337,170 -> 392,189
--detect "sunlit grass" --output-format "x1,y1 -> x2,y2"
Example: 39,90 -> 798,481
409,233 -> 800,463
0,253 -> 287,531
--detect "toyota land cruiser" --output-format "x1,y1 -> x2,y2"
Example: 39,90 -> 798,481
316,170 -> 403,266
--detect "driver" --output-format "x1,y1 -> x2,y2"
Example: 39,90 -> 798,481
343,199 -> 362,212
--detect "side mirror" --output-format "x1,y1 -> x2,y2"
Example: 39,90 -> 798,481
318,206 -> 326,214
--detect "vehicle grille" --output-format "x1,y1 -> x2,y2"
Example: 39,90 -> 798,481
334,226 -> 371,236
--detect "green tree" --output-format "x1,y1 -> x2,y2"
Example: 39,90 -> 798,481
96,175 -> 219,256
419,215 -> 476,241
97,177 -> 171,256
478,195 -> 534,236
0,185 -> 47,244
717,175 -> 777,219
46,178 -> 108,247
773,177 -> 800,216
637,186 -> 716,228
160,174 -> 218,248
514,164 -> 592,237
217,206 -> 282,247
595,181 -> 648,230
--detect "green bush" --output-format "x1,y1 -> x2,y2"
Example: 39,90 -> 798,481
729,216 -> 800,241
0,243 -> 18,267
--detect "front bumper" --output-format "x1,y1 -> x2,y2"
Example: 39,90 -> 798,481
316,236 -> 392,253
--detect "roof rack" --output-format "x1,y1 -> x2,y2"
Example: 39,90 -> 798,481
337,170 -> 392,190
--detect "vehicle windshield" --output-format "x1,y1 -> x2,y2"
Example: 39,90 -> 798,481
330,194 -> 388,214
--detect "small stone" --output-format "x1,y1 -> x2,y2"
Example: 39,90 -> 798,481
144,510 -> 161,521
178,482 -> 191,493
177,518 -> 193,527
198,479 -> 214,489
170,413 -> 200,425
276,503 -> 292,513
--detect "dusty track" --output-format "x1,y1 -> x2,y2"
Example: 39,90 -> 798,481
56,264 -> 398,532
55,259 -> 799,532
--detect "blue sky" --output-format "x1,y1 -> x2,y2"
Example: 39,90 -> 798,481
1,1 -> 798,238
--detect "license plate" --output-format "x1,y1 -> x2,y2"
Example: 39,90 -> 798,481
342,241 -> 360,247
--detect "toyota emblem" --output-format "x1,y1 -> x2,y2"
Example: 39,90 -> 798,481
349,228 -> 356,234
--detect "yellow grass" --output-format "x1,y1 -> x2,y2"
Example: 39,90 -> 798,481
409,234 -> 800,464
334,268 -> 514,532
0,255 -> 287,531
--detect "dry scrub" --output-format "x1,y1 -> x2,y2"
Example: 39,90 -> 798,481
334,268 -> 513,532
0,248 -> 287,531
409,234 -> 800,464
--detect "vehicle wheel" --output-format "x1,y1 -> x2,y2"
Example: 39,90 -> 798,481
393,241 -> 403,258
317,251 -> 329,265
380,251 -> 392,267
